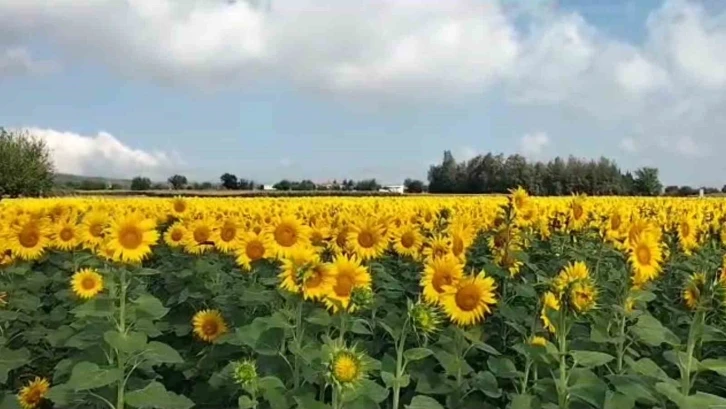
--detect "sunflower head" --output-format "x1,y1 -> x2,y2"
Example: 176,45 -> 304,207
440,271 -> 497,327
71,268 -> 104,300
192,309 -> 228,343
408,301 -> 443,337
683,272 -> 708,311
540,291 -> 561,334
17,377 -> 50,409
349,286 -> 375,311
324,340 -> 368,390
529,336 -> 547,348
233,359 -> 259,392
568,280 -> 598,314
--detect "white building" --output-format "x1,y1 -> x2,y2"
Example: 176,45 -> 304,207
379,185 -> 405,194
262,184 -> 276,191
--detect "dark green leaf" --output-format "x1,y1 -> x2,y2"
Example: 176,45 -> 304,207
125,382 -> 194,409
65,362 -> 122,391
571,351 -> 614,368
133,294 -> 169,320
0,347 -> 29,384
104,331 -> 147,353
144,341 -> 183,364
406,395 -> 444,409
404,348 -> 433,362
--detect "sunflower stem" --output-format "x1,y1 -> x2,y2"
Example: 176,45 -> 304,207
392,318 -> 409,409
116,267 -> 128,409
681,309 -> 704,396
556,308 -> 569,409
292,299 -> 304,390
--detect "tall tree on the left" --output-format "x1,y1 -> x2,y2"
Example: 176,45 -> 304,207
0,128 -> 54,198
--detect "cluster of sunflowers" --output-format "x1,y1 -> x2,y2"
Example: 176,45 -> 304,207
3,190 -> 726,409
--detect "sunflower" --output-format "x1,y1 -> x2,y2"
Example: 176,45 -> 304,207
105,213 -> 159,263
330,224 -> 351,255
3,216 -> 50,261
192,309 -> 228,342
448,224 -> 474,262
170,197 -> 191,219
325,340 -> 369,390
391,224 -> 423,258
347,219 -> 388,260
677,215 -> 699,255
422,234 -> 452,261
569,280 -> 597,313
408,301 -> 443,337
440,271 -> 497,327
278,246 -> 317,294
628,232 -> 663,286
421,254 -> 464,305
80,211 -> 107,249
17,377 -> 50,409
163,222 -> 187,248
269,216 -> 310,257
325,255 -> 372,313
236,232 -> 271,270
184,218 -> 215,255
541,291 -> 561,334
568,195 -> 588,231
683,272 -> 707,310
509,186 -> 531,213
530,336 -> 547,347
553,261 -> 590,293
213,217 -> 242,253
71,268 -> 104,299
301,260 -> 335,301
309,222 -> 332,248
51,218 -> 80,251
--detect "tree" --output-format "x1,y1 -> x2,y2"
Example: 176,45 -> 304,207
355,179 -> 381,191
274,180 -> 292,191
130,176 -> 152,191
664,185 -> 680,196
238,179 -> 255,190
0,128 -> 54,197
722,185 -> 726,194
633,167 -> 663,196
404,178 -> 425,193
168,174 -> 188,190
220,173 -> 239,190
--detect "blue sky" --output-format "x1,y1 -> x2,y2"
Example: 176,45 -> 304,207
1,0 -> 725,186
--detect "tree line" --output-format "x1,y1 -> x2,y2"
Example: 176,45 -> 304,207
423,151 -> 665,196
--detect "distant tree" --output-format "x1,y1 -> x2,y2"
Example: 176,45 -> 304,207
355,179 -> 381,191
110,183 -> 124,190
150,182 -> 166,190
0,128 -> 55,197
702,186 -> 719,195
722,185 -> 726,194
274,179 -> 292,191
632,167 -> 663,196
664,185 -> 680,196
78,180 -> 107,190
341,179 -> 355,191
678,186 -> 697,197
200,182 -> 213,190
131,176 -> 152,191
238,178 -> 255,190
220,173 -> 239,190
168,174 -> 188,190
297,180 -> 316,191
404,178 -> 425,193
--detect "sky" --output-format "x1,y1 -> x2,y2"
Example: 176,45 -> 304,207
1,0 -> 725,186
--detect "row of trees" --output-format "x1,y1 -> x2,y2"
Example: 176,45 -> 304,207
427,151 -> 664,196
0,128 -> 54,197
272,178 -> 381,191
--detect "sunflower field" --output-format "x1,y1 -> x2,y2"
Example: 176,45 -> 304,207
1,191 -> 726,409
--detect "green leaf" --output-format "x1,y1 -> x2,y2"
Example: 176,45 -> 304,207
351,319 -> 372,335
133,294 -> 170,320
0,347 -> 29,384
104,331 -> 147,353
144,341 -> 184,364
238,396 -> 255,409
125,381 -> 194,409
71,298 -> 114,318
627,357 -> 674,383
406,395 -> 444,409
65,362 -> 122,391
262,386 -> 288,409
631,314 -> 678,346
472,371 -> 501,398
293,393 -> 332,409
404,348 -> 433,362
305,309 -> 332,326
700,359 -> 726,376
509,394 -> 534,409
380,371 -> 395,388
0,393 -> 22,409
487,356 -> 519,378
607,375 -> 659,406
571,350 -> 615,368
258,376 -> 285,391
655,382 -> 688,408
434,349 -> 472,377
569,368 -> 607,408
604,391 -> 634,409
358,379 -> 388,403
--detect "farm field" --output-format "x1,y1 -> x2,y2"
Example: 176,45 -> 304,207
1,192 -> 726,409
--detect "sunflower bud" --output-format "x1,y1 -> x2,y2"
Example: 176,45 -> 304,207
408,301 -> 442,337
324,340 -> 368,390
233,359 -> 258,390
350,287 -> 374,311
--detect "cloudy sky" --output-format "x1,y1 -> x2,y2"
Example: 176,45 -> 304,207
1,0 -> 725,185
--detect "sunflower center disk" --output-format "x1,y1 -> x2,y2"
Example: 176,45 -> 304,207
455,284 -> 481,312
120,227 -> 143,249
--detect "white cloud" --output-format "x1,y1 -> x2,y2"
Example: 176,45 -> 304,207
519,132 -> 550,157
673,135 -> 707,157
20,127 -> 180,178
0,46 -> 56,77
615,54 -> 669,94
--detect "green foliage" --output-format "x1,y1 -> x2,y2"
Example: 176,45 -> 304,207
167,175 -> 188,190
0,128 -> 54,197
130,176 -> 152,191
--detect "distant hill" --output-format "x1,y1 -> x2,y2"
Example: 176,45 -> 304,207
54,173 -> 132,189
